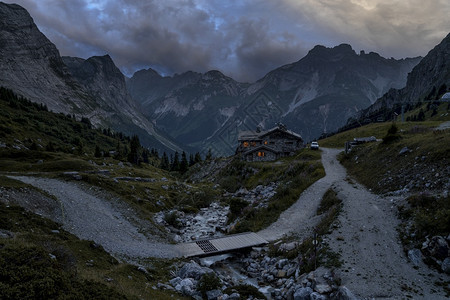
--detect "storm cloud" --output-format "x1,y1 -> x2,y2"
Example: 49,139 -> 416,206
4,0 -> 450,82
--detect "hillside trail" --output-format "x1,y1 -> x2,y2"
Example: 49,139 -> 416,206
7,176 -> 180,261
261,148 -> 449,299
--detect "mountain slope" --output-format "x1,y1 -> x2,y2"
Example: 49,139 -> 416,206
247,44 -> 421,140
128,69 -> 250,152
129,44 -> 420,155
0,2 -> 181,152
356,32 -> 450,121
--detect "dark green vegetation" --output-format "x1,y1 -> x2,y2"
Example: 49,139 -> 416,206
0,202 -> 186,300
398,194 -> 450,249
219,150 -> 324,232
223,284 -> 266,300
0,87 -> 216,221
337,122 -> 449,193
320,100 -> 450,148
269,188 -> 342,273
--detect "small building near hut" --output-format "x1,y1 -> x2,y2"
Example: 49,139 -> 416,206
236,123 -> 303,161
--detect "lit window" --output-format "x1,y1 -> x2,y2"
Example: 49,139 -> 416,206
258,151 -> 265,157
243,142 -> 249,147
264,140 -> 268,145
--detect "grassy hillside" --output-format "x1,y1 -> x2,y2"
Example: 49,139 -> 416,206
320,121 -> 449,193
214,149 -> 325,232
0,198 -> 185,299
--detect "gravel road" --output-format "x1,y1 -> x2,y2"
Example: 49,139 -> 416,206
258,148 -> 343,241
259,148 -> 448,299
8,149 -> 449,298
8,176 -> 180,260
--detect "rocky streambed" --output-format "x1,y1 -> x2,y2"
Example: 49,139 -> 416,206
158,245 -> 357,300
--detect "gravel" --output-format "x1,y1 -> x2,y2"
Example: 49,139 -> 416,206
7,176 -> 180,260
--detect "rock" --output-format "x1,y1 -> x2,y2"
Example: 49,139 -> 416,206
228,293 -> 240,300
279,242 -> 298,252
206,289 -> 222,300
178,278 -> 195,296
157,282 -> 174,290
442,257 -> 450,274
336,286 -> 358,300
0,229 -> 14,239
277,270 -> 287,278
424,236 -> 449,260
399,147 -> 410,155
314,283 -> 332,294
137,266 -> 148,274
407,248 -> 422,266
277,258 -> 289,269
170,277 -> 182,286
178,261 -> 213,280
293,287 -> 313,300
310,292 -> 327,300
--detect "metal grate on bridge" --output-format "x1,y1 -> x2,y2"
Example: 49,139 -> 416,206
176,232 -> 268,257
196,240 -> 218,253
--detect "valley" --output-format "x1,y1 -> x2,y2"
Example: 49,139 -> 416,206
0,2 -> 449,299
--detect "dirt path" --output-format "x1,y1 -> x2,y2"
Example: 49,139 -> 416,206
260,148 -> 449,299
8,176 -> 180,260
258,148 -> 344,241
328,170 -> 449,299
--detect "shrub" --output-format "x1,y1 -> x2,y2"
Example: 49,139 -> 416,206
163,211 -> 180,228
197,272 -> 221,297
382,123 -> 401,144
223,284 -> 265,299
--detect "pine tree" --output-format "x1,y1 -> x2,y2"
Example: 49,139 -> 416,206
189,154 -> 195,166
128,135 -> 141,165
194,152 -> 202,163
180,151 -> 189,174
205,149 -> 213,160
160,152 -> 170,170
171,151 -> 180,171
94,145 -> 102,158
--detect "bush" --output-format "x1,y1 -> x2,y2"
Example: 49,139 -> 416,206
163,211 -> 180,228
223,284 -> 266,299
382,123 -> 401,144
197,273 -> 221,297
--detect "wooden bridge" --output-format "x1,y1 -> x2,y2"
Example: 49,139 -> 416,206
176,232 -> 268,257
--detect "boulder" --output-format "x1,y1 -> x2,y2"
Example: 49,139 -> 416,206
336,286 -> 359,300
178,278 -> 195,296
442,257 -> 450,274
228,293 -> 240,300
293,287 -> 313,300
314,284 -> 332,294
424,236 -> 449,260
178,261 -> 213,280
206,289 -> 222,300
407,248 -> 422,266
310,292 -> 327,300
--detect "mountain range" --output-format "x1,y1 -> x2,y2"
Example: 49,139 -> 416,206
3,1 -> 448,156
128,45 -> 420,155
354,32 -> 450,122
0,2 -> 181,153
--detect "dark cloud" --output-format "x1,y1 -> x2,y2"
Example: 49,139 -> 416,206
3,0 -> 450,81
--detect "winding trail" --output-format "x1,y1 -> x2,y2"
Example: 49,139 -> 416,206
8,149 -> 449,298
258,148 -> 343,241
260,148 -> 449,299
8,176 -> 180,260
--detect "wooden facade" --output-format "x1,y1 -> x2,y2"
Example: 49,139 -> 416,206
236,124 -> 303,161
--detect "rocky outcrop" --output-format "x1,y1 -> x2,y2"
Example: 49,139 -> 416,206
0,2 -> 181,152
357,32 -> 450,121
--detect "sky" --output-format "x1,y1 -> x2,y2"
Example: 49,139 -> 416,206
5,0 -> 450,82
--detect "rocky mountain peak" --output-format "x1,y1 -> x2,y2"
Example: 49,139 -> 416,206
306,43 -> 356,59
